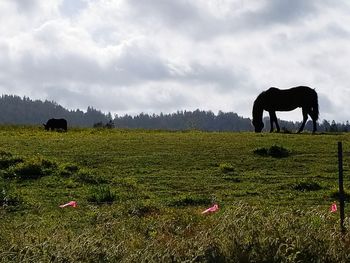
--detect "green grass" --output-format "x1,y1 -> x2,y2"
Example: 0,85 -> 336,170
1,126 -> 350,262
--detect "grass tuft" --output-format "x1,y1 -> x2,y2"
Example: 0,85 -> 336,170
59,163 -> 80,177
254,145 -> 290,158
88,186 -> 116,204
219,163 -> 235,173
292,181 -> 323,192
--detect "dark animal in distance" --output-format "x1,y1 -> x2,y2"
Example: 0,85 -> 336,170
252,86 -> 319,133
43,118 -> 68,131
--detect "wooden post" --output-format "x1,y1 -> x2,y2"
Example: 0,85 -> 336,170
338,141 -> 345,234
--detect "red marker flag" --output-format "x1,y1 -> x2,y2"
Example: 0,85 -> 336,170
330,202 -> 337,213
59,201 -> 77,208
202,204 -> 219,214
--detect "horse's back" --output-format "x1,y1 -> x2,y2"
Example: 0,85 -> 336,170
268,86 -> 314,94
263,86 -> 317,110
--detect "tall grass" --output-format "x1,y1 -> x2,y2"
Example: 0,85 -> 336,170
1,203 -> 349,262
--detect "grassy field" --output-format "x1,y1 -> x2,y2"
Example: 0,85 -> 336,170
1,126 -> 350,262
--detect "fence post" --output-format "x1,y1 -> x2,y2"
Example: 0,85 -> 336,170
338,141 -> 345,234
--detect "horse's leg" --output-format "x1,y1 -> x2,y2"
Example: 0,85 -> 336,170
297,108 -> 308,133
310,110 -> 317,133
269,111 -> 280,132
312,118 -> 317,133
274,113 -> 280,132
269,112 -> 274,132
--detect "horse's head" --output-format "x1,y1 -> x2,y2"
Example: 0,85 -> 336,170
252,95 -> 264,132
252,119 -> 264,132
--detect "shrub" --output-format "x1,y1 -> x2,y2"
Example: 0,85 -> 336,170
93,121 -> 104,128
93,120 -> 114,129
105,120 -> 115,129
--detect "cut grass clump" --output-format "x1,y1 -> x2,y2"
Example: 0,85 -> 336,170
0,151 -> 23,170
128,203 -> 160,217
254,145 -> 290,158
59,163 -> 80,177
7,157 -> 58,180
268,145 -> 290,158
0,153 -> 96,183
219,163 -> 235,173
292,181 -> 323,192
73,169 -> 106,184
88,186 -> 116,204
169,194 -> 211,207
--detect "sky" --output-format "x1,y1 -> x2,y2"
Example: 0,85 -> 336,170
0,0 -> 350,122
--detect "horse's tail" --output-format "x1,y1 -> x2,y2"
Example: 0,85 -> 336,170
311,89 -> 319,121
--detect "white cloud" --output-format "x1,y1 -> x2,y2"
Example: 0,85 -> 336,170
0,0 -> 350,122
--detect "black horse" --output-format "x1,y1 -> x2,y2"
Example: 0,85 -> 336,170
43,118 -> 68,131
252,86 -> 319,133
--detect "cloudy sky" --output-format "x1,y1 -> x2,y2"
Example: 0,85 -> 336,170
1,0 -> 350,121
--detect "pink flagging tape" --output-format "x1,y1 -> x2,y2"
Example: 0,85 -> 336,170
202,204 -> 219,214
59,201 -> 77,208
330,202 -> 337,213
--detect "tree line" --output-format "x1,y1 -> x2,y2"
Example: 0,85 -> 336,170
0,94 -> 349,132
0,95 -> 111,127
